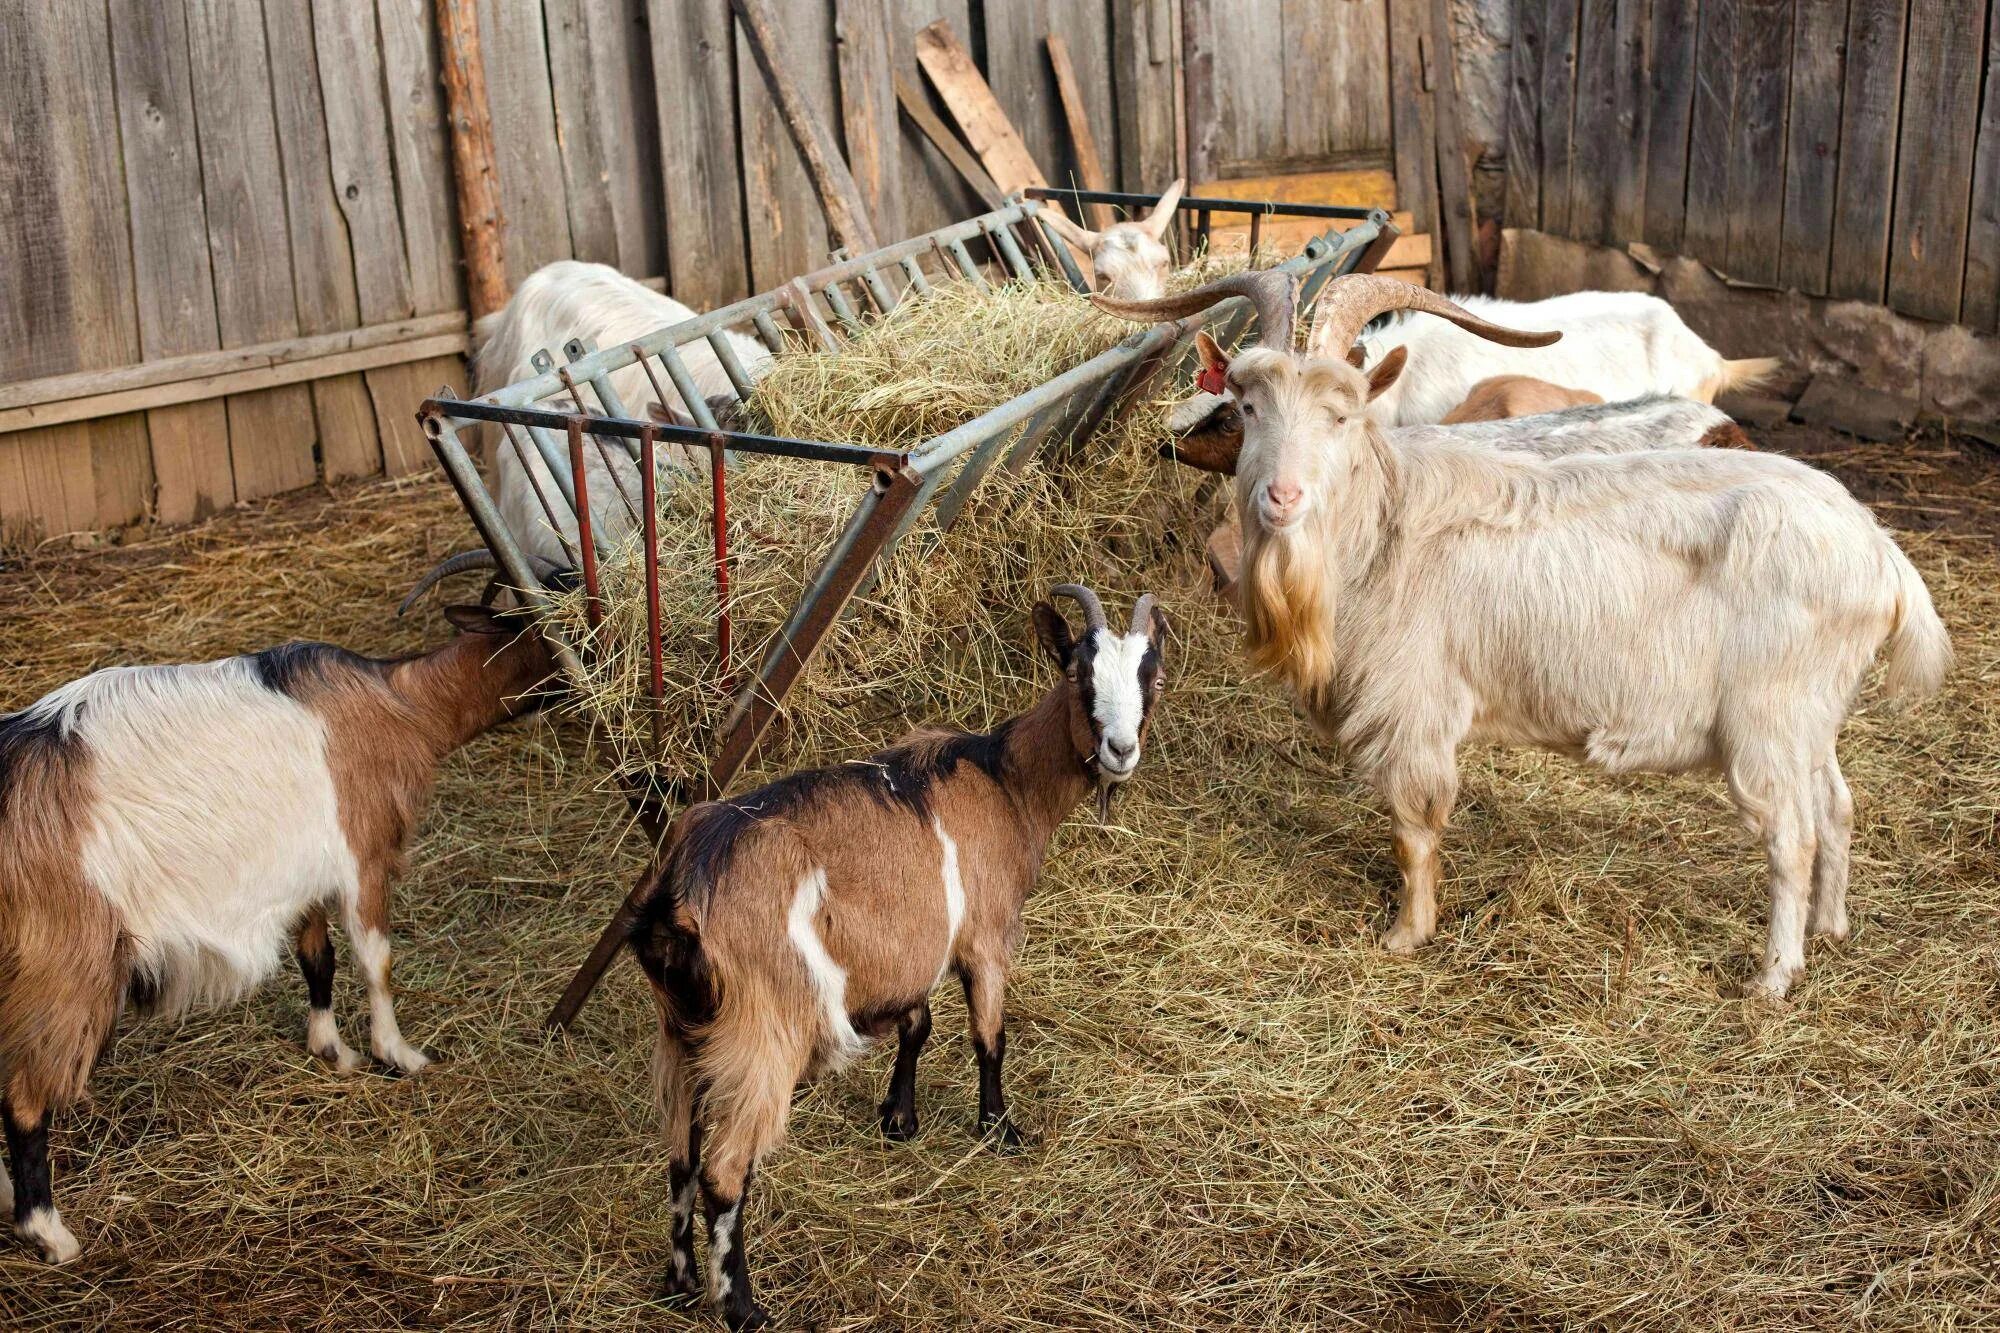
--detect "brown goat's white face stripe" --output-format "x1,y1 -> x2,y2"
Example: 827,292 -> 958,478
1086,628 -> 1158,780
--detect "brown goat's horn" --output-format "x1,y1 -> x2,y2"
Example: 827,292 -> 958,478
1049,583 -> 1109,634
1305,273 -> 1562,361
1092,268 -> 1299,351
1128,593 -> 1158,637
398,550 -> 563,617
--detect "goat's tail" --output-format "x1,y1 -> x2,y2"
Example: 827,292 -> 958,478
1716,356 -> 1783,396
1880,543 -> 1952,699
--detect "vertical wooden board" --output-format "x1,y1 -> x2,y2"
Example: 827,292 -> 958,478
1200,0 -> 1287,173
1606,0 -> 1650,242
0,437 -> 36,547
584,0 -> 667,277
1504,0 -> 1545,227
15,427 -> 100,540
309,0 -> 417,325
1283,0 -> 1392,158
835,0 -> 903,237
109,0 -> 232,522
1828,0 -> 1911,302
1885,0 -> 1985,322
1642,0 -> 1698,248
1779,0 -> 1851,295
1112,0 -> 1182,194
650,0 -> 749,306
184,0 -> 319,496
147,401 -> 235,524
1538,0 -> 1583,236
1566,0 -> 1617,243
890,0 -> 983,237
1723,0 -> 1793,285
313,375 -> 386,483
376,0 -> 463,314
982,0 -> 1119,194
90,414 -> 154,529
1682,0 -> 1739,267
736,2 -> 841,291
477,0 -> 575,278
545,0 -> 621,264
1964,0 -> 2000,329
368,356 -> 468,477
1388,0 -> 1440,239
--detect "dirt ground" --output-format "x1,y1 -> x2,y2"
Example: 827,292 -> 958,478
0,420 -> 1994,1330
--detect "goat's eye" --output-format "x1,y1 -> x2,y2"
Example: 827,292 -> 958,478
1335,415 -> 1347,426
1240,402 -> 1255,418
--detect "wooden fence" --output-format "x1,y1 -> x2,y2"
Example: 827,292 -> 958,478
1505,0 -> 2000,333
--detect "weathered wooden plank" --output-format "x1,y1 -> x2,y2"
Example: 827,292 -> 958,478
109,0 -> 234,523
1046,33 -> 1114,227
376,0 -> 463,314
1567,0 -> 1618,243
1387,0 -> 1440,251
1886,0 -> 1985,322
545,0 -> 621,264
736,1 -> 841,290
1503,0 -> 1545,228
1284,0 -> 1392,158
1642,0 -> 1699,249
1828,0 -> 1911,302
477,0 -> 574,278
1607,0 -> 1650,241
916,20 -> 1053,196
584,0 -> 666,278
890,0 -> 982,236
982,0 -> 1119,197
1964,0 -> 2000,329
269,0 -> 382,484
90,415 -> 155,530
1112,0 -> 1181,195
650,0 -> 748,306
1184,0 -> 1221,186
1428,0 -> 1480,288
835,0 -> 904,237
0,437 -> 37,546
368,355 -> 469,477
1537,0 -> 1582,237
1197,0 -> 1286,176
1724,0 -> 1793,285
14,428 -> 99,540
185,0 -> 321,501
1682,0 -> 1739,268
312,0 -> 417,326
895,73 -> 1006,209
1779,0 -> 1851,295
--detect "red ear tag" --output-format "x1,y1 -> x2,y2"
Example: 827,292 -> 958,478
1196,365 -> 1226,395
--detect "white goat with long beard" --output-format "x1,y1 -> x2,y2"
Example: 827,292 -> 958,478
1098,272 -> 1951,998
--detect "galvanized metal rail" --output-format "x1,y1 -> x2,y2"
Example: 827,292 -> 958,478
416,193 -> 1394,1028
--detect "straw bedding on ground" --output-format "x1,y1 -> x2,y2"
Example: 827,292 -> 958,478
1,425 -> 1995,1327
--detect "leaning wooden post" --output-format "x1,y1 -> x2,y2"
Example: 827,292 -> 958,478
435,0 -> 509,317
730,0 -> 880,254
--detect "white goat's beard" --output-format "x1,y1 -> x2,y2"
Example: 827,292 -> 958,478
1238,512 -> 1336,693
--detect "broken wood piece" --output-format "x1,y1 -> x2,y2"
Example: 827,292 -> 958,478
892,72 -> 1006,211
914,20 -> 1065,219
1046,33 -> 1113,228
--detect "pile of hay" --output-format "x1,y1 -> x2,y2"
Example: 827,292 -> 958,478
542,274 -> 1214,792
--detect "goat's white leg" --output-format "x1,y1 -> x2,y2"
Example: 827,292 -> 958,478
1807,754 -> 1854,943
1733,768 -> 1818,1000
341,886 -> 429,1074
293,907 -> 359,1073
1377,760 -> 1459,955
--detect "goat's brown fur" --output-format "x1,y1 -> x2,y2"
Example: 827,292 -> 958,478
1438,375 -> 1604,424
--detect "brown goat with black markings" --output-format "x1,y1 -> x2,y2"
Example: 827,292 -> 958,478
626,585 -> 1168,1330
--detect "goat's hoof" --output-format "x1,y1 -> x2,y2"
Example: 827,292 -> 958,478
1732,972 -> 1796,1003
1378,925 -> 1431,956
17,1208 -> 80,1265
725,1302 -> 773,1331
1808,917 -> 1850,944
375,1044 -> 433,1076
976,1117 -> 1030,1153
879,1104 -> 920,1142
660,1264 -> 702,1302
312,1041 -> 363,1074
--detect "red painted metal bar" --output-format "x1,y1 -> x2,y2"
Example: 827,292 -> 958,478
640,424 -> 664,757
708,437 -> 733,683
567,417 -> 603,631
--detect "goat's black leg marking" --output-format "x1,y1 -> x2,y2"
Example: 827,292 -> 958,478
664,1119 -> 704,1299
702,1169 -> 769,1331
878,1001 -> 932,1141
961,968 -> 1024,1150
294,907 -> 357,1071
3,1099 -> 76,1262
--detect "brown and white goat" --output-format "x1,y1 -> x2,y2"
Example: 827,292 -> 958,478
1037,180 -> 1185,300
626,586 -> 1168,1329
1437,374 -> 1603,423
0,584 -> 557,1263
1101,271 -> 1949,1000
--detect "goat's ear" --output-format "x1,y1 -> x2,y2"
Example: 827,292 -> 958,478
1345,344 -> 1367,369
1366,345 -> 1408,400
1195,331 -> 1230,381
1038,209 -> 1099,251
1145,603 -> 1171,646
1031,601 -> 1076,668
1143,178 -> 1185,240
444,605 -> 511,636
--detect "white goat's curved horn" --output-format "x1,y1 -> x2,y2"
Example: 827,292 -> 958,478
1038,208 -> 1100,251
1142,179 -> 1185,240
1049,583 -> 1109,634
1128,592 -> 1158,637
1091,268 -> 1298,351
1305,273 -> 1563,361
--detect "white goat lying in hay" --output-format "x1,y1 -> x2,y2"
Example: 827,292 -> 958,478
1100,271 -> 1950,999
1035,180 -> 1185,300
473,261 -> 773,565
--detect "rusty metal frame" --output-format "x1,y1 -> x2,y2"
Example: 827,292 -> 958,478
416,194 -> 1394,1029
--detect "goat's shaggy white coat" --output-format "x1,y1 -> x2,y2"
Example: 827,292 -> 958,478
1355,291 -> 1777,427
474,261 -> 773,564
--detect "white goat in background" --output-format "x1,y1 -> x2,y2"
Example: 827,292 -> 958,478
473,261 -> 773,565
1099,271 -> 1950,1000
1037,180 -> 1185,300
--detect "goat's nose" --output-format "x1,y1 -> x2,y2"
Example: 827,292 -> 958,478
1106,738 -> 1136,764
1264,480 -> 1302,511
